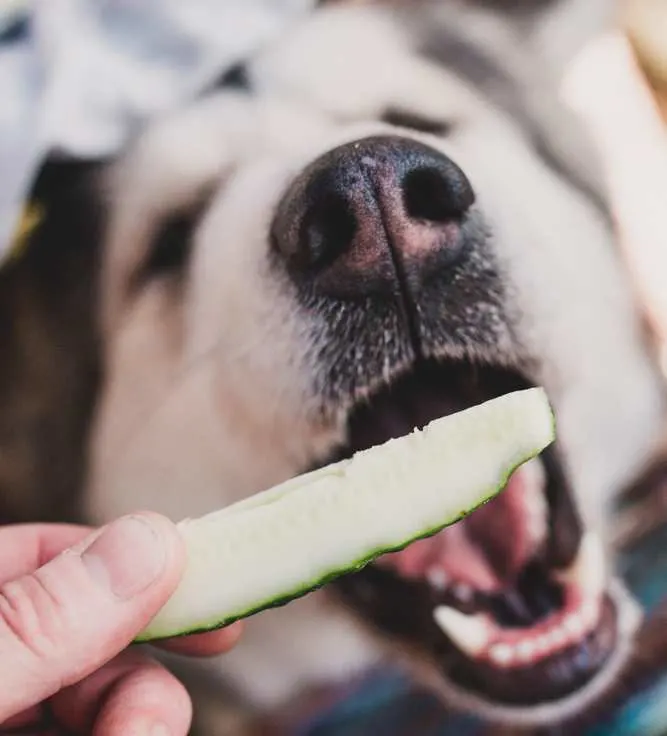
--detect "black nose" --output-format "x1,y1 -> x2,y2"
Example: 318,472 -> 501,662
271,135 -> 474,298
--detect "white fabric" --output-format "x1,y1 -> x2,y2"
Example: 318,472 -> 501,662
0,0 -> 314,258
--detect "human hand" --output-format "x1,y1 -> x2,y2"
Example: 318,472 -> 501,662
0,514 -> 243,734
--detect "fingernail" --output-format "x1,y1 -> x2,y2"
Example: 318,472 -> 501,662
81,516 -> 167,599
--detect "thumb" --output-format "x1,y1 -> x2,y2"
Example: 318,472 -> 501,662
0,513 -> 184,720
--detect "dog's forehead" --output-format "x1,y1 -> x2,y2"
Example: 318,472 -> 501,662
243,0 -> 609,135
247,5 -> 484,122
236,2 -> 610,217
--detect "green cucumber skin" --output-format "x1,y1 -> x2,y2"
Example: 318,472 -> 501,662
136,425 -> 554,642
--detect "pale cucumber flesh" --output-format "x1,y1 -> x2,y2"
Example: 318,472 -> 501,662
138,387 -> 555,641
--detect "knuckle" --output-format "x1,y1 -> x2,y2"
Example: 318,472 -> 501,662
0,571 -> 69,661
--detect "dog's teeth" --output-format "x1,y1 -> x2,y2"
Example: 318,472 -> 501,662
521,458 -> 548,545
542,631 -> 558,654
532,635 -> 548,655
553,626 -> 569,647
564,613 -> 585,636
516,640 -> 536,663
489,643 -> 514,667
433,606 -> 490,657
524,459 -> 547,501
452,582 -> 474,603
538,634 -> 552,652
427,567 -> 449,591
528,518 -> 547,546
556,532 -> 606,598
545,629 -> 564,649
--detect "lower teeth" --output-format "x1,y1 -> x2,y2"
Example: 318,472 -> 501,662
433,536 -> 607,667
432,598 -> 603,667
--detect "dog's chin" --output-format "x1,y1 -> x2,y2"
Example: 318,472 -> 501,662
318,358 -> 643,724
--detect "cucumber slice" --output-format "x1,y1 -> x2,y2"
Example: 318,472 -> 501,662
138,387 -> 554,641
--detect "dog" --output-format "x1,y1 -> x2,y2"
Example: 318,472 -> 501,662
2,0 -> 666,730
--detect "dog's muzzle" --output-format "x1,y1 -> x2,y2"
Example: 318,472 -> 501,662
268,135 -> 633,717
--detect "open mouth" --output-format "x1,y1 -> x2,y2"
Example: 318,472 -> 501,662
328,359 -> 619,708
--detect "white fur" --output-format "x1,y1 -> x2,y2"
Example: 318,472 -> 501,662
85,4 -> 665,726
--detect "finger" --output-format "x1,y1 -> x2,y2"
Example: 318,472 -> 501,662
0,524 -> 95,584
0,524 -> 244,657
92,661 -> 191,736
156,621 -> 244,658
0,513 -> 185,720
51,649 -> 190,735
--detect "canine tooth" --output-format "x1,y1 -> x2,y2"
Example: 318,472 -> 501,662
521,459 -> 548,545
523,457 -> 547,489
528,518 -> 547,545
433,607 -> 490,657
556,533 -> 606,597
427,567 -> 449,591
489,644 -> 514,667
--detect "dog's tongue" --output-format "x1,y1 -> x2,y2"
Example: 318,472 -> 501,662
378,460 -> 547,592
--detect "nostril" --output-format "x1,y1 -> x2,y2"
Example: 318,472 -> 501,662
272,136 -> 476,294
300,192 -> 357,270
402,166 -> 474,223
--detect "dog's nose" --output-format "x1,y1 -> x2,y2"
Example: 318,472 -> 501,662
271,136 -> 474,297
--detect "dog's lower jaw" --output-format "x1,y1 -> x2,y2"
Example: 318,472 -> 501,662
407,578 -> 643,728
191,571 -> 640,729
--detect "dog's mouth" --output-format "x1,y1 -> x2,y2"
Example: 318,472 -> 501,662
327,359 -> 620,709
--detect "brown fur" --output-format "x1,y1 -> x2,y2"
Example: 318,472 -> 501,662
0,161 -> 103,524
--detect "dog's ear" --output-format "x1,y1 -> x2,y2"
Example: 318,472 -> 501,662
0,156 -> 108,524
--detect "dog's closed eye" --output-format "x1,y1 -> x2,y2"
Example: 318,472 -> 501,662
132,212 -> 198,290
381,108 -> 453,136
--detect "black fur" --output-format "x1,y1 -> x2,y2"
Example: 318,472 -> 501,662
211,62 -> 252,92
0,158 -> 105,524
130,210 -> 200,292
381,109 -> 454,137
